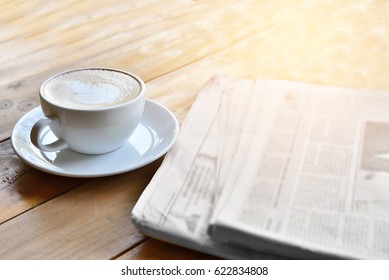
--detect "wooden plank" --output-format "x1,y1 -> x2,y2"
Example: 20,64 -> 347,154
0,0 -> 237,85
0,158 -> 162,259
0,0 -> 207,65
117,239 -> 217,260
0,141 -> 87,224
0,0 -> 281,141
144,0 -> 389,121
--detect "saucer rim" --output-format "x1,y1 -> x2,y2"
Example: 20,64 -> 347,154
11,99 -> 179,178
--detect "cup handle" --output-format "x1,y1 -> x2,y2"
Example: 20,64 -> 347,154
30,116 -> 69,152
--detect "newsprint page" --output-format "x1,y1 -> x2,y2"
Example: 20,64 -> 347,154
132,76 -> 389,259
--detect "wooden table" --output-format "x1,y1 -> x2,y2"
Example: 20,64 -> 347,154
1,0 -> 389,259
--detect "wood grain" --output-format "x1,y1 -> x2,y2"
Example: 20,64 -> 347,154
0,141 -> 87,224
117,239 -> 217,260
0,0 -> 288,141
0,159 -> 162,259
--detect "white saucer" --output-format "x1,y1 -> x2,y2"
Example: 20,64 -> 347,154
11,99 -> 179,177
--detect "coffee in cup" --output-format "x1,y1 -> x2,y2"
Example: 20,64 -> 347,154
30,68 -> 145,154
42,69 -> 141,109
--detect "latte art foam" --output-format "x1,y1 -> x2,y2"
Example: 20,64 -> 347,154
43,69 -> 141,109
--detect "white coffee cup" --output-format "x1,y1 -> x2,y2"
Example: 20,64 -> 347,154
30,68 -> 145,154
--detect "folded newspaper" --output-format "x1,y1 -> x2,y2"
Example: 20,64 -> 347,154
132,76 -> 389,259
